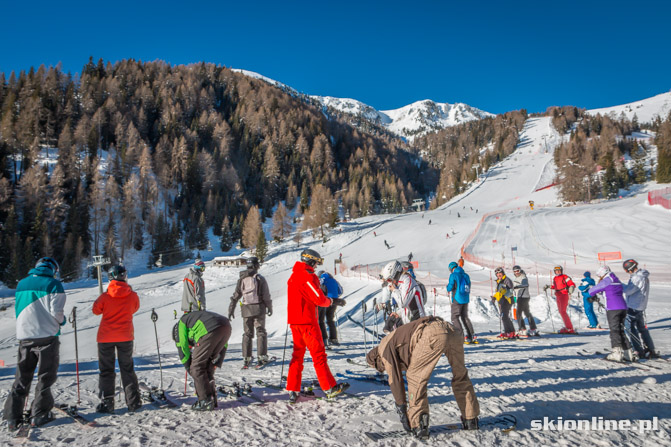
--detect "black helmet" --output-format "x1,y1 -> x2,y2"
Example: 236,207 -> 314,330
246,256 -> 260,269
300,249 -> 323,267
494,267 -> 504,275
108,264 -> 127,281
400,261 -> 413,271
623,259 -> 638,273
36,257 -> 60,277
553,265 -> 563,273
512,265 -> 521,272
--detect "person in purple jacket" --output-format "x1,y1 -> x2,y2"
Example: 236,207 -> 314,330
589,265 -> 638,362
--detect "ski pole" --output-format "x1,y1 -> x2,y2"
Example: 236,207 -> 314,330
373,298 -> 378,339
543,289 -> 556,333
151,309 -> 163,390
362,301 -> 367,353
69,307 -> 81,405
279,323 -> 289,388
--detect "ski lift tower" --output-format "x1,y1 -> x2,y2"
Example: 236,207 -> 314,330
412,198 -> 425,212
472,164 -> 480,182
88,255 -> 110,294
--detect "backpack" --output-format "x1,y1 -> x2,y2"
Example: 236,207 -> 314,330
459,274 -> 471,295
241,274 -> 261,305
416,281 -> 428,305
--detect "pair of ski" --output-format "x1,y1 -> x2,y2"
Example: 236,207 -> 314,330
365,413 -> 517,440
255,379 -> 359,402
241,356 -> 277,370
577,350 -> 661,370
13,403 -> 98,439
217,383 -> 265,405
337,370 -> 389,386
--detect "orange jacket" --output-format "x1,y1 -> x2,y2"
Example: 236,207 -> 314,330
92,280 -> 140,343
287,261 -> 331,325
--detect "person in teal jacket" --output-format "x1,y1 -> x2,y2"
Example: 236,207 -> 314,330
579,272 -> 600,328
446,262 -> 476,343
3,257 -> 66,430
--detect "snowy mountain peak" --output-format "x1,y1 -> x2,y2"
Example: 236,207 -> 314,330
587,91 -> 671,123
232,69 -> 493,140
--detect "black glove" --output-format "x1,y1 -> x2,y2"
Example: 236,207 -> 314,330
228,301 -> 236,320
543,284 -> 550,291
568,285 -> 575,294
333,298 -> 347,307
395,403 -> 411,432
266,308 -> 273,317
184,359 -> 192,371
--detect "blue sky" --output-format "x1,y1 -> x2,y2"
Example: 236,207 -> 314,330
1,0 -> 669,114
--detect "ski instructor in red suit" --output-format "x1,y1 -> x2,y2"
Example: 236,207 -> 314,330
286,249 -> 349,403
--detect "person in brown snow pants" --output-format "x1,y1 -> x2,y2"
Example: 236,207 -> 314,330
366,316 -> 480,440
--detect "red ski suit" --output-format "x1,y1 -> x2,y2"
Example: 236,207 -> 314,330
286,261 -> 337,392
551,274 -> 575,330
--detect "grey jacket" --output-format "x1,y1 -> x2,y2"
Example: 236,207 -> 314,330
623,269 -> 650,311
229,269 -> 272,318
512,272 -> 530,299
182,268 -> 205,312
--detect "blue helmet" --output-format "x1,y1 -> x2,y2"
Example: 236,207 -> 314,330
448,262 -> 458,271
35,257 -> 60,278
583,271 -> 591,278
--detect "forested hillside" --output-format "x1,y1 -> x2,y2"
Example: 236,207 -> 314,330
0,58 -> 435,285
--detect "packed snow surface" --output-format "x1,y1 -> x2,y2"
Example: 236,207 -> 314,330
1,117 -> 671,446
587,91 -> 671,123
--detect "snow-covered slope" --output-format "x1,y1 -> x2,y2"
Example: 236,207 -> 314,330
1,116 -> 670,446
587,91 -> 671,123
233,69 -> 493,139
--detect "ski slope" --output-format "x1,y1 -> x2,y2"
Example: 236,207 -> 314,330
1,117 -> 671,446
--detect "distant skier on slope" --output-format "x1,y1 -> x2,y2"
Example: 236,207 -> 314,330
512,266 -> 538,337
447,262 -> 477,344
588,266 -> 637,362
173,310 -> 231,410
382,261 -> 426,323
579,271 -> 600,329
492,267 -> 516,339
92,264 -> 142,414
182,260 -> 206,313
366,316 -> 480,440
228,257 -> 273,368
286,249 -> 349,403
622,259 -> 658,359
545,266 -> 575,334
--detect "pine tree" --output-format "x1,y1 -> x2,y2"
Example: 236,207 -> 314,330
220,216 -> 233,252
242,206 -> 261,249
256,230 -> 268,263
271,202 -> 292,241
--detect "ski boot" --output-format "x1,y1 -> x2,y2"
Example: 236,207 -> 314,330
461,416 -> 479,430
191,398 -> 214,411
288,391 -> 299,404
325,382 -> 350,399
528,329 -> 540,337
256,355 -> 270,368
329,338 -> 340,347
606,347 -> 624,362
517,329 -> 528,338
242,357 -> 252,369
464,336 -> 473,345
624,348 -> 639,362
96,397 -> 115,414
30,411 -> 54,427
413,413 -> 430,440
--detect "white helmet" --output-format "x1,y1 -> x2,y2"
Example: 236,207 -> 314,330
380,261 -> 403,282
596,265 -> 611,278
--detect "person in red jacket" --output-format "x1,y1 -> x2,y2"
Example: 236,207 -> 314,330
546,265 -> 576,334
286,249 -> 349,403
92,265 -> 142,413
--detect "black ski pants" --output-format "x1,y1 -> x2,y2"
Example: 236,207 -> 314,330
190,324 -> 231,401
3,336 -> 59,422
242,314 -> 267,358
607,310 -> 631,350
98,341 -> 141,408
516,298 -> 537,331
450,302 -> 475,339
626,309 -> 654,355
318,304 -> 338,342
498,299 -> 515,334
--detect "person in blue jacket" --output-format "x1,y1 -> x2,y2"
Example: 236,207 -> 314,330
579,272 -> 600,328
318,271 -> 345,347
446,262 -> 476,343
